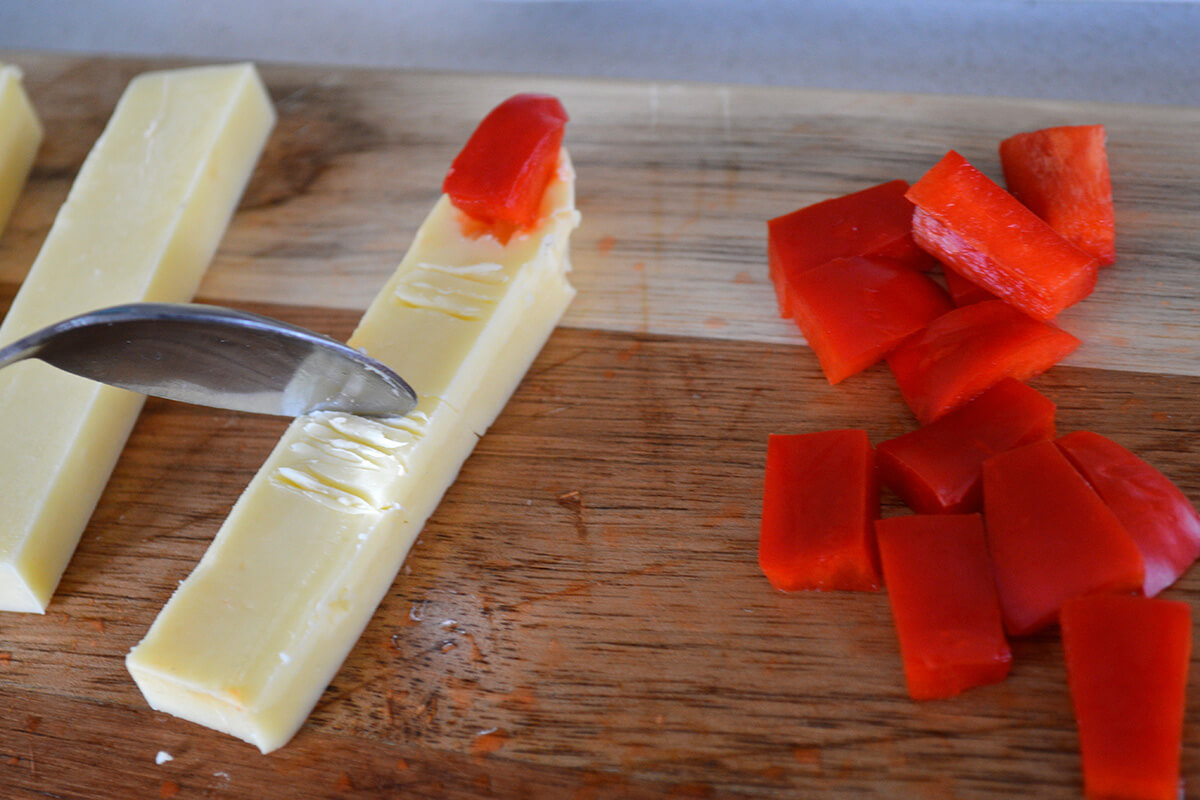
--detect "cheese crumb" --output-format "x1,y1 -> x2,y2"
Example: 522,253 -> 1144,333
155,751 -> 173,765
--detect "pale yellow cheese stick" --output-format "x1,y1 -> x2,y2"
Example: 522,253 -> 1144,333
0,65 -> 42,237
0,64 -> 275,612
127,152 -> 579,753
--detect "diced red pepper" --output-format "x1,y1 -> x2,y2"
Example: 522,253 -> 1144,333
1057,431 -> 1200,597
876,514 -> 1011,700
941,265 -> 995,307
758,430 -> 880,592
1061,594 -> 1190,800
1000,125 -> 1115,266
443,93 -> 568,231
907,150 -> 1099,320
787,256 -> 953,384
886,299 -> 1080,425
768,180 -> 936,318
982,440 -> 1144,636
877,378 -> 1056,514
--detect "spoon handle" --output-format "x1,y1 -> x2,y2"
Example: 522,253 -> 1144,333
0,333 -> 46,372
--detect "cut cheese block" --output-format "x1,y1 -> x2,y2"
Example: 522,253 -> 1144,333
0,65 -> 42,237
126,151 -> 580,753
0,64 -> 275,613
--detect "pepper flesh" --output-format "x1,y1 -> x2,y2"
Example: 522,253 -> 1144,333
1057,431 -> 1200,597
758,429 -> 880,592
907,150 -> 1099,320
443,93 -> 568,231
942,265 -> 995,307
1000,125 -> 1115,266
787,255 -> 952,384
886,299 -> 1079,425
876,514 -> 1011,700
1061,594 -> 1190,800
768,180 -> 935,318
877,378 -> 1056,514
982,440 -> 1144,635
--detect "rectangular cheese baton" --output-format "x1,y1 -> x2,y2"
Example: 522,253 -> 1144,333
0,65 -> 42,237
0,64 -> 275,612
127,152 -> 579,753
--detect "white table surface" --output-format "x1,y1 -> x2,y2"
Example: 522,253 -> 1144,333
0,0 -> 1197,106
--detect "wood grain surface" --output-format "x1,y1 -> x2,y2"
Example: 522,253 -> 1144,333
0,51 -> 1198,799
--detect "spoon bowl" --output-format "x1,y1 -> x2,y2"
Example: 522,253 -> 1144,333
0,303 -> 418,418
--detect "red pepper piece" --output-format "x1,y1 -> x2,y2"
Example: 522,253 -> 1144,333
1061,594 -> 1190,800
886,299 -> 1079,425
876,514 -> 1012,700
878,378 -> 1055,514
768,180 -> 936,318
982,440 -> 1144,636
1057,431 -> 1200,597
788,256 -> 952,384
907,150 -> 1099,320
942,265 -> 995,307
1000,125 -> 1115,266
443,94 -> 568,231
758,430 -> 880,591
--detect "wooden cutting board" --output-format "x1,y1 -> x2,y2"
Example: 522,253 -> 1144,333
1,51 -> 1199,800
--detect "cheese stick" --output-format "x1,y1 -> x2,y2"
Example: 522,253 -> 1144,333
127,151 -> 579,753
0,65 -> 42,237
0,64 -> 275,612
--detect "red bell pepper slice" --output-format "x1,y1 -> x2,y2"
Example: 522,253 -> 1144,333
443,93 -> 568,231
907,150 -> 1099,320
1000,125 -> 1115,266
787,255 -> 953,384
877,378 -> 1055,514
1060,594 -> 1190,800
982,440 -> 1144,636
758,429 -> 880,592
876,514 -> 1011,700
886,299 -> 1079,425
768,180 -> 936,318
1057,431 -> 1200,597
941,265 -> 995,307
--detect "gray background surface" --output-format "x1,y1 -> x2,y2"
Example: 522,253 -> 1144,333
0,0 -> 1197,105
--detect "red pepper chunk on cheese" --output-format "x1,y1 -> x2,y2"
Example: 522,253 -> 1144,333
758,430 -> 880,592
788,256 -> 952,384
1000,125 -> 1115,266
876,514 -> 1011,700
1057,431 -> 1200,597
982,440 -> 1144,636
443,93 -> 568,231
907,150 -> 1099,320
1061,594 -> 1190,800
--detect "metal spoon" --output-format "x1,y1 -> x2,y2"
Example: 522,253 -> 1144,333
0,303 -> 418,418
